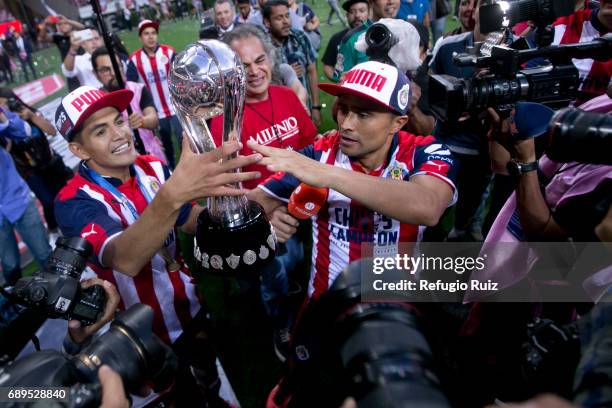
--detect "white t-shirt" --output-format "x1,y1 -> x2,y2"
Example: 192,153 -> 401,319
61,52 -> 103,89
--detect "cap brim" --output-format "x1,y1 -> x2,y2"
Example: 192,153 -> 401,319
72,89 -> 134,136
319,83 -> 398,114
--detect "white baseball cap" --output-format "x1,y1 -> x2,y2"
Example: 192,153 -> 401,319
55,85 -> 133,141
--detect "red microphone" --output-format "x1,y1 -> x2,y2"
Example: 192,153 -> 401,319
288,183 -> 329,220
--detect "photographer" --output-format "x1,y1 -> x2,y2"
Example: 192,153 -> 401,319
61,27 -> 105,88
53,86 -> 262,405
465,91 -> 612,305
37,15 -> 86,92
553,0 -> 612,106
0,145 -> 51,286
0,88 -> 73,239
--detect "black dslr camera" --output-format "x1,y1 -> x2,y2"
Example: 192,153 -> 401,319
11,237 -> 106,326
271,260 -> 451,408
7,97 -> 23,113
0,304 -> 178,408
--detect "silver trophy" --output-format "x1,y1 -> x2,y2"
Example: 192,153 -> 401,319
169,41 -> 276,275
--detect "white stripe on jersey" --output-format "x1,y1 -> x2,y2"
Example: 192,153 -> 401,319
178,270 -> 201,319
113,269 -> 142,311
151,258 -> 184,343
131,48 -> 175,119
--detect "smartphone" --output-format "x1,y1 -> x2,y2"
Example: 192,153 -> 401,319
74,29 -> 93,42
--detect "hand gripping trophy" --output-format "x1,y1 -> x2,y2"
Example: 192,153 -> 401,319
168,41 -> 276,275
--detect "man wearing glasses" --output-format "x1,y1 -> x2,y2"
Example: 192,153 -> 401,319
92,47 -> 166,164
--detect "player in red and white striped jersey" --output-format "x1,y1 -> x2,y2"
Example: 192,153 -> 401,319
53,85 -> 261,405
126,20 -> 182,168
249,61 -> 458,298
553,1 -> 612,106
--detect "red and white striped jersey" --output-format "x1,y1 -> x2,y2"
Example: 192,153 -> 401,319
260,131 -> 458,299
553,8 -> 612,106
127,45 -> 176,119
55,156 -> 200,344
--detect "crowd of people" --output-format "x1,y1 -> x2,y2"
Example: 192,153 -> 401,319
0,0 -> 611,406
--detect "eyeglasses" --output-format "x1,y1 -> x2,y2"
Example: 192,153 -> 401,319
97,67 -> 113,75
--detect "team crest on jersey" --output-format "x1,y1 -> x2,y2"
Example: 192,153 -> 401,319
159,54 -> 169,65
149,177 -> 161,193
388,160 -> 408,181
397,84 -> 410,110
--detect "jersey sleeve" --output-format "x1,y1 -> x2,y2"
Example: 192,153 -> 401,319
55,193 -> 125,268
258,144 -> 317,201
410,142 -> 458,206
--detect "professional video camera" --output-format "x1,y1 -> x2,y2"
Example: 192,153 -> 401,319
429,33 -> 612,124
364,22 -> 398,66
0,304 -> 178,408
7,237 -> 106,326
270,260 -> 451,408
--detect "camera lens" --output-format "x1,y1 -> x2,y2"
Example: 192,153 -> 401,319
366,24 -> 391,48
45,237 -> 93,278
73,305 -> 177,394
547,108 -> 612,165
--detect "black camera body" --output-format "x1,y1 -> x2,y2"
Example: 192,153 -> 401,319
11,237 -> 106,326
0,304 -> 178,408
273,260 -> 450,408
429,34 -> 612,124
7,97 -> 23,113
430,63 -> 578,124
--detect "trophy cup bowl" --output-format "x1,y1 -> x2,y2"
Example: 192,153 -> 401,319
168,41 -> 276,276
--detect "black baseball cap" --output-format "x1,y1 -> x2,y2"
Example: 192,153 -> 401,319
342,0 -> 369,11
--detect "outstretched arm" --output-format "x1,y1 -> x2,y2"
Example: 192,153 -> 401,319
247,141 -> 453,226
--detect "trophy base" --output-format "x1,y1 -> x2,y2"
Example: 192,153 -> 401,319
193,201 -> 277,276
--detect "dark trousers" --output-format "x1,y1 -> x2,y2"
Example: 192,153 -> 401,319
158,115 -> 183,169
453,151 -> 492,232
0,55 -> 13,83
19,55 -> 36,81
